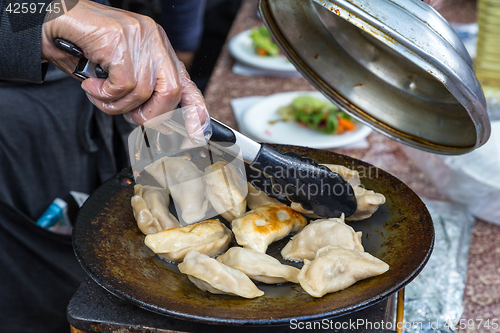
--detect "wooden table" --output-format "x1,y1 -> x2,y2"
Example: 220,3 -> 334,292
204,0 -> 500,331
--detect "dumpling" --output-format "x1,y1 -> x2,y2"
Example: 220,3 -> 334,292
322,164 -> 361,187
281,215 -> 364,261
145,156 -> 209,224
246,183 -> 282,210
290,185 -> 385,222
217,247 -> 300,284
204,162 -> 247,222
231,204 -> 307,253
141,186 -> 180,229
143,157 -> 171,189
178,250 -> 264,298
289,202 -> 320,219
144,219 -> 232,262
346,186 -> 386,221
289,164 -> 361,218
131,188 -> 163,235
298,246 -> 389,297
132,184 -> 179,235
132,184 -> 180,233
289,163 -> 386,221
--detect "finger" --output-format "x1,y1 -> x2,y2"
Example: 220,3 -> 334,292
179,63 -> 207,113
118,25 -> 182,119
80,38 -> 138,103
81,62 -> 154,115
122,111 -> 141,126
122,107 -> 147,125
41,40 -> 82,78
183,105 -> 211,143
135,59 -> 182,122
178,64 -> 210,142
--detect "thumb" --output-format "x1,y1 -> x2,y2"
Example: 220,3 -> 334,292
179,64 -> 211,143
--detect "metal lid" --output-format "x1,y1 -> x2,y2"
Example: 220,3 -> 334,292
259,0 -> 491,154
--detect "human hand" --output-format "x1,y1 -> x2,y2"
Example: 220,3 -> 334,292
41,0 -> 209,142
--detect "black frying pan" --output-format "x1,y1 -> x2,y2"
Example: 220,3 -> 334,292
73,144 -> 434,325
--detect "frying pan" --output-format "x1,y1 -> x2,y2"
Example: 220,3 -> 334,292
73,144 -> 434,325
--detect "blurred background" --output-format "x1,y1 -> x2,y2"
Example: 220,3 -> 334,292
108,0 -> 244,92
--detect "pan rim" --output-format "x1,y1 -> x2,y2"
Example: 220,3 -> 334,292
73,145 -> 434,325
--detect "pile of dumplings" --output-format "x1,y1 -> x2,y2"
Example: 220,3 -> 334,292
131,156 -> 389,299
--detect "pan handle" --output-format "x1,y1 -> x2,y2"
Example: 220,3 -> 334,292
396,288 -> 405,333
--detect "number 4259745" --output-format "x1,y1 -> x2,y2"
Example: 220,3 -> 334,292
5,2 -> 62,14
445,318 -> 499,330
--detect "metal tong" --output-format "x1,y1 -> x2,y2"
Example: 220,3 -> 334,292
54,39 -> 357,218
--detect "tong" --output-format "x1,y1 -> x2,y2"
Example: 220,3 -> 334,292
54,39 -> 358,218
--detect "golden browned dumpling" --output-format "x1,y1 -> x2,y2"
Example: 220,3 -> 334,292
246,183 -> 282,210
204,162 -> 247,222
144,219 -> 232,262
178,250 -> 264,298
281,215 -> 364,262
231,204 -> 307,253
217,247 -> 300,284
298,246 -> 389,298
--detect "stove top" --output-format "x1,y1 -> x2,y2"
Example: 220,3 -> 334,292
68,278 -> 397,333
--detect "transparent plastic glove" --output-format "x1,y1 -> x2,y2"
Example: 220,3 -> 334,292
41,0 -> 210,140
178,64 -> 212,143
142,106 -> 212,144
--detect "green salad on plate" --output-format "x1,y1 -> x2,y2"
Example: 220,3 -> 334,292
276,96 -> 356,134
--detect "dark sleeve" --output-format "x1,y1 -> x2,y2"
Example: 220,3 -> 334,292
159,0 -> 206,52
0,0 -> 52,83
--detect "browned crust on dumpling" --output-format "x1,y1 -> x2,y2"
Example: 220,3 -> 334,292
232,204 -> 307,253
144,219 -> 232,262
236,205 -> 306,234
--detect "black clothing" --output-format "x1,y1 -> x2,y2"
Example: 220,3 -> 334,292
0,70 -> 131,332
160,0 -> 206,52
0,0 -> 204,331
0,70 -> 130,220
0,0 -> 52,82
0,201 -> 87,333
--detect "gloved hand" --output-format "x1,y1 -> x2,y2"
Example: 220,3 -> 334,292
41,0 -> 210,142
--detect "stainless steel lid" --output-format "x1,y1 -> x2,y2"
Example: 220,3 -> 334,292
259,0 -> 491,154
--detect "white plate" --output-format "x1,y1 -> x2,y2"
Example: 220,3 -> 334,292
228,29 -> 297,72
241,91 -> 373,149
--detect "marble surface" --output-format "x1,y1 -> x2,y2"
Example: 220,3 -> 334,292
203,1 -> 500,331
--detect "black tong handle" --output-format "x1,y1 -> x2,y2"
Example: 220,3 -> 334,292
209,119 -> 236,146
207,121 -> 358,218
54,38 -> 109,80
52,39 -> 358,218
249,146 -> 357,218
